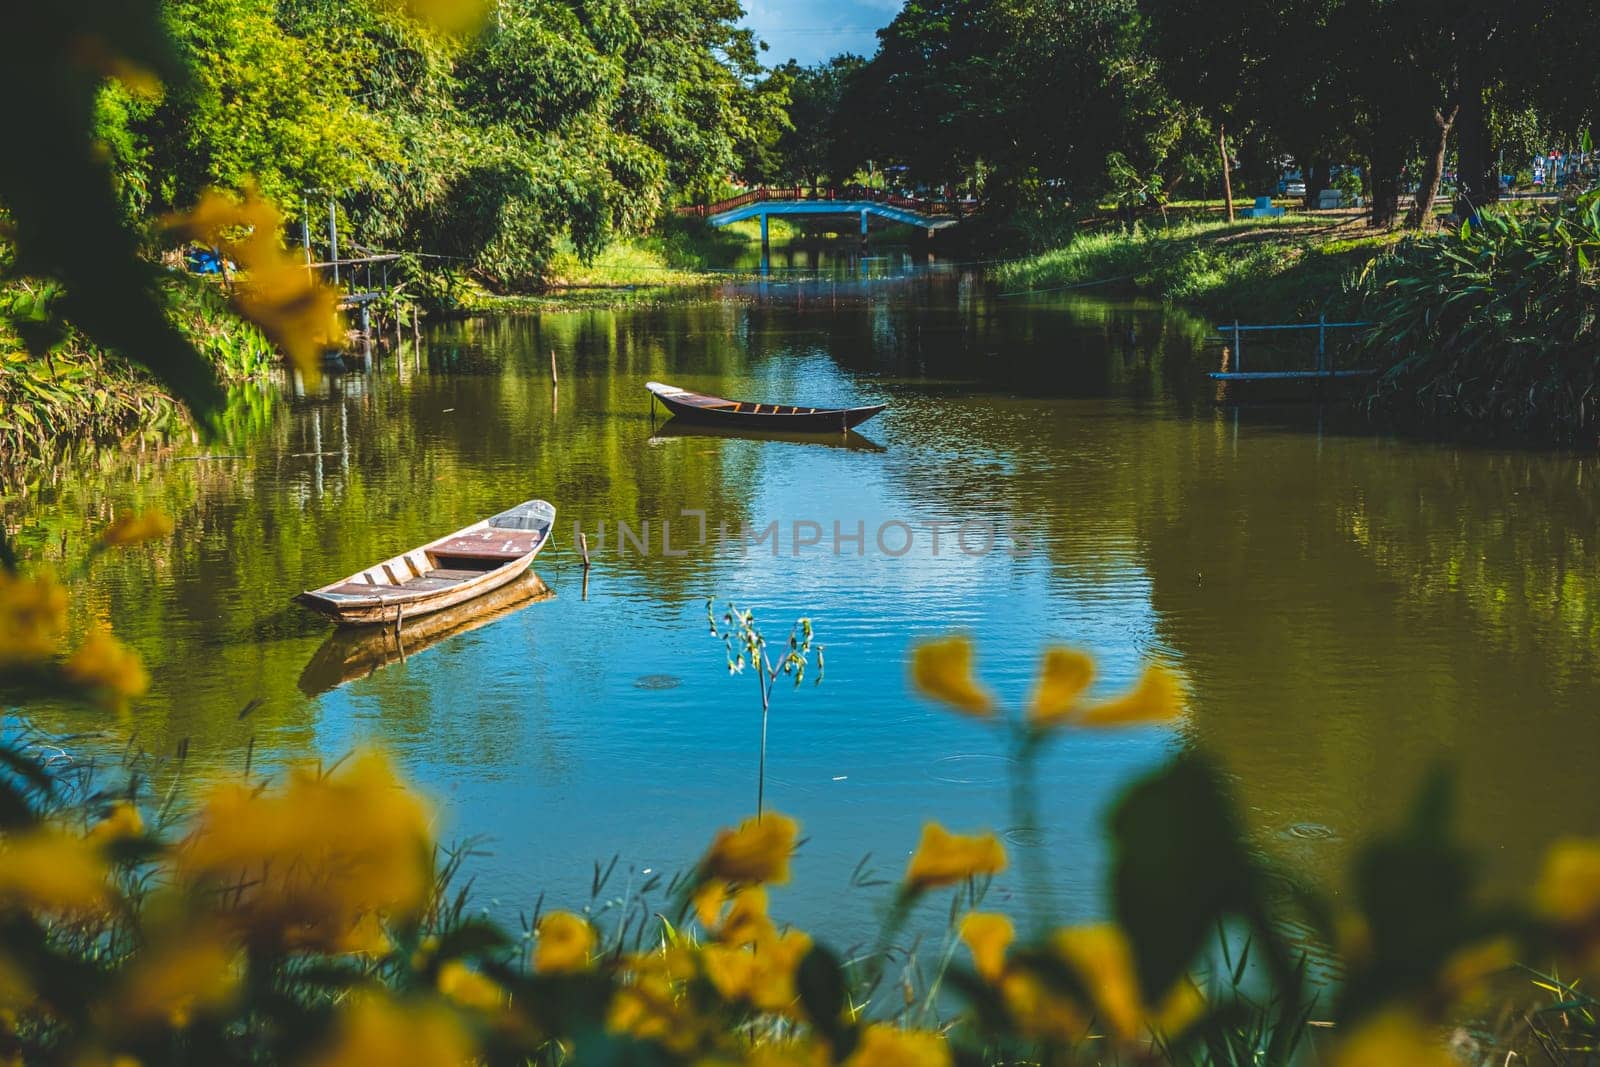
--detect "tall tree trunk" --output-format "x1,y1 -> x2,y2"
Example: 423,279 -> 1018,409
1369,142 -> 1405,228
1219,124 -> 1234,222
1406,105 -> 1459,229
1305,159 -> 1330,209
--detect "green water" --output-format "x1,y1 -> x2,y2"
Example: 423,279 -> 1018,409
8,250 -> 1599,947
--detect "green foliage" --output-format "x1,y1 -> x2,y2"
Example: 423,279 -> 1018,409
1358,194 -> 1600,439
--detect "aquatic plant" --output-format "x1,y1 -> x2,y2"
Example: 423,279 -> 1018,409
1358,192 -> 1600,440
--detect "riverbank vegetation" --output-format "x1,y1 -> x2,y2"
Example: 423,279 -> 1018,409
992,217 -> 1396,321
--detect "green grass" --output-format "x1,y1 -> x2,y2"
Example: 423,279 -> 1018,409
994,216 -> 1398,321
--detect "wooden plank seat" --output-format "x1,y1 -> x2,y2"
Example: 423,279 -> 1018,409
431,532 -> 543,560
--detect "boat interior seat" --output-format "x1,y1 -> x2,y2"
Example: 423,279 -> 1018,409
406,550 -> 432,576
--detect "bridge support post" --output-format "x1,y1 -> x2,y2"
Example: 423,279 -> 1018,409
860,208 -> 869,240
759,212 -> 769,251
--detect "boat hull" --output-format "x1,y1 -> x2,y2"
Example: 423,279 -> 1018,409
647,381 -> 885,431
296,553 -> 536,626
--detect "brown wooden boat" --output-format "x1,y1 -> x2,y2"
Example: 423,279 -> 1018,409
294,499 -> 555,626
646,381 -> 885,431
298,572 -> 555,695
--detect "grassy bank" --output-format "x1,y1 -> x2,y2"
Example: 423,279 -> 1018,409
992,216 -> 1398,321
0,281 -> 277,477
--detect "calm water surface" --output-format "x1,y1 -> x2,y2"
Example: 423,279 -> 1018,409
10,246 -> 1600,949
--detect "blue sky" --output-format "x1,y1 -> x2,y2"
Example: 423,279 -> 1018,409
740,0 -> 898,66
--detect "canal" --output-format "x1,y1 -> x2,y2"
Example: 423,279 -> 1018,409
8,247 -> 1599,951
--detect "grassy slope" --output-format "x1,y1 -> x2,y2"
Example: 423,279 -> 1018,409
993,215 -> 1400,322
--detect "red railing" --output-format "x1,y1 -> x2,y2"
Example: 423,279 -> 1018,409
674,186 -> 975,218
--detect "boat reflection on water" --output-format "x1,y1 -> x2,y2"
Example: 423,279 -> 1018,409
297,572 -> 555,697
647,417 -> 886,452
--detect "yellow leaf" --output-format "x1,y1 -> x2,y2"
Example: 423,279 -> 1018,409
97,510 -> 173,547
909,636 -> 994,718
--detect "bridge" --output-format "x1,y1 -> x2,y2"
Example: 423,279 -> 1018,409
675,186 -> 972,244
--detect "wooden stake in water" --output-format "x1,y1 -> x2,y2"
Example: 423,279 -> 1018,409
579,532 -> 591,569
550,348 -> 558,383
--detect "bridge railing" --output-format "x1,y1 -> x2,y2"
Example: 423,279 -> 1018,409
674,186 -> 976,219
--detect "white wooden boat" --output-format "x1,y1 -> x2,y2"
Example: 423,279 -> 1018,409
295,500 -> 555,626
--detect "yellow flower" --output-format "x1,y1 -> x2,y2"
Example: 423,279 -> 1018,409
999,969 -> 1089,1043
98,930 -> 240,1030
959,912 -> 1014,981
87,802 -> 144,847
534,911 -> 595,973
1051,924 -> 1143,1041
165,187 -> 343,379
1072,664 -> 1184,728
437,960 -> 505,1012
702,928 -> 812,1013
178,749 -> 433,952
0,825 -> 111,915
1028,648 -> 1095,726
843,1024 -> 952,1067
306,993 -> 475,1067
1331,1010 -> 1456,1067
701,812 -> 799,885
0,571 -> 67,665
909,636 -> 994,717
63,628 -> 149,713
716,886 -> 778,946
904,823 -> 1006,892
1536,838 -> 1600,925
693,879 -> 729,929
97,511 -> 173,547
1436,936 -> 1515,1005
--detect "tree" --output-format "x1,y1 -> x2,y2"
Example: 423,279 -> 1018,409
768,55 -> 864,187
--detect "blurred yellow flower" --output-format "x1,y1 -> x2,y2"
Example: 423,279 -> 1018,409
63,628 -> 149,713
0,571 -> 67,665
0,826 -> 110,915
87,801 -> 144,847
702,928 -> 812,1013
179,749 -> 432,952
904,823 -> 1006,892
1073,664 -> 1184,728
1436,936 -> 1515,1005
1536,837 -> 1600,925
1028,648 -> 1095,726
437,960 -> 505,1012
97,511 -> 173,547
1051,924 -> 1142,1041
534,911 -> 595,973
959,911 -> 1014,981
716,886 -> 777,947
1331,1010 -> 1456,1067
99,930 -> 240,1029
909,636 -> 994,717
306,993 -> 475,1067
701,812 -> 799,885
693,879 -> 729,929
166,187 -> 342,379
843,1024 -> 951,1067
1000,969 -> 1089,1043
392,0 -> 490,33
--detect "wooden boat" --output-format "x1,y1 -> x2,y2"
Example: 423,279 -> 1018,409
298,572 -> 555,696
295,499 -> 555,626
646,381 -> 886,431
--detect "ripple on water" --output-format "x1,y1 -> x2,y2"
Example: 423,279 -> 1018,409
633,674 -> 683,691
1282,822 -> 1338,842
1003,826 -> 1048,847
927,753 -> 1017,785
